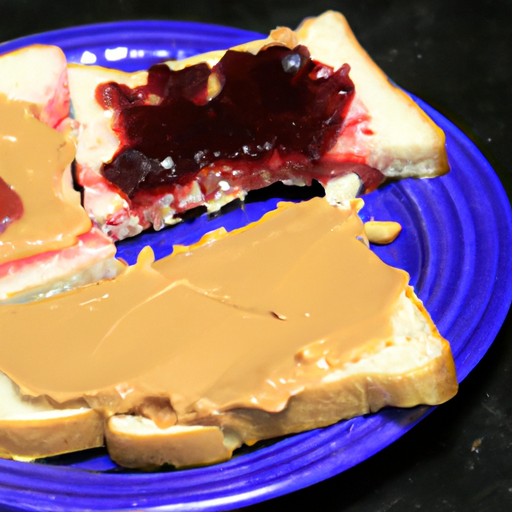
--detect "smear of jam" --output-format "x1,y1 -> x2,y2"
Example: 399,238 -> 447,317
0,177 -> 23,235
96,45 -> 358,199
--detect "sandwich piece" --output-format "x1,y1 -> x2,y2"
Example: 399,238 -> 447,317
0,45 -> 122,302
0,372 -> 103,461
68,10 -> 448,241
105,418 -> 237,469
0,198 -> 457,468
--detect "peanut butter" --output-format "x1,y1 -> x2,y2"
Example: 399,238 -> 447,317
0,94 -> 91,264
0,198 -> 408,422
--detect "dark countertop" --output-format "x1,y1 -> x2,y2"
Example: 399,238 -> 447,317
1,1 -> 511,511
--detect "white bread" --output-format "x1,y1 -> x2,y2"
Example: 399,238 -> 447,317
295,11 -> 448,181
106,417 -> 237,469
102,199 -> 456,469
68,10 -> 448,240
0,372 -> 103,461
104,287 -> 457,469
0,230 -> 122,303
0,197 -> 457,468
0,23 -> 456,469
0,44 -> 69,129
0,45 -> 121,302
0,192 -> 457,468
166,11 -> 448,181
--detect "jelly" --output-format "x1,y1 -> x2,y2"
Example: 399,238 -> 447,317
97,45 -> 356,198
0,177 -> 23,235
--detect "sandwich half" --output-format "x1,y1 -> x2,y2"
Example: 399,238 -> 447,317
0,198 -> 457,468
68,11 -> 448,241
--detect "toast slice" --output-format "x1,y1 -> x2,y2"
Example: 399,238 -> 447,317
296,11 -> 448,180
0,372 -> 103,461
0,44 -> 70,129
103,200 -> 457,469
0,45 -> 121,302
68,10 -> 448,241
0,198 -> 457,469
105,287 -> 456,469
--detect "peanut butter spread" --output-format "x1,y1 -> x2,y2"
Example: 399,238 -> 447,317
0,197 -> 408,423
0,94 -> 91,264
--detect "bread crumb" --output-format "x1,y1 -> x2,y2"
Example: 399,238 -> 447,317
364,221 -> 402,244
471,438 -> 482,451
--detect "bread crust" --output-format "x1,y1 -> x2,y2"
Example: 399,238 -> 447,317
106,419 -> 233,469
188,341 -> 457,444
0,409 -> 104,461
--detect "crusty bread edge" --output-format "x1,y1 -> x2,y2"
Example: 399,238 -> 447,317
0,409 -> 104,461
295,11 -> 449,179
105,420 -> 234,470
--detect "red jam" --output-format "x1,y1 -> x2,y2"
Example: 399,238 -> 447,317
96,45 -> 359,199
0,177 -> 23,235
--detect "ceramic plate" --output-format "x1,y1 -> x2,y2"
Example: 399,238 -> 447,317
0,20 -> 511,512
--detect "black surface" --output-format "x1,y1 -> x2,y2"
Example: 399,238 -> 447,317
1,1 -> 511,511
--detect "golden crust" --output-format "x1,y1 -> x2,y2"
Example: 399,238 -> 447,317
185,332 -> 457,445
104,348 -> 457,469
105,418 -> 234,469
0,409 -> 104,461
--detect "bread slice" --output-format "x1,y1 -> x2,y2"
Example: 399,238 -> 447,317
102,198 -> 456,469
0,372 -> 103,461
0,44 -> 70,129
105,417 -> 237,469
0,45 -> 121,302
104,286 -> 457,469
296,11 -> 448,181
0,196 -> 457,468
68,10 -> 448,240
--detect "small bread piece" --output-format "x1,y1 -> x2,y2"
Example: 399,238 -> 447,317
0,44 -> 69,129
0,229 -> 121,303
68,11 -> 448,240
67,65 -> 150,239
106,416 -> 237,469
364,220 -> 402,244
0,372 -> 103,461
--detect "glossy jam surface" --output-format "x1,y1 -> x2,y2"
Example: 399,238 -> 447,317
0,177 -> 23,235
96,45 -> 355,198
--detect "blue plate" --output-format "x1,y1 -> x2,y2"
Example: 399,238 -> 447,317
1,20 -> 511,512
